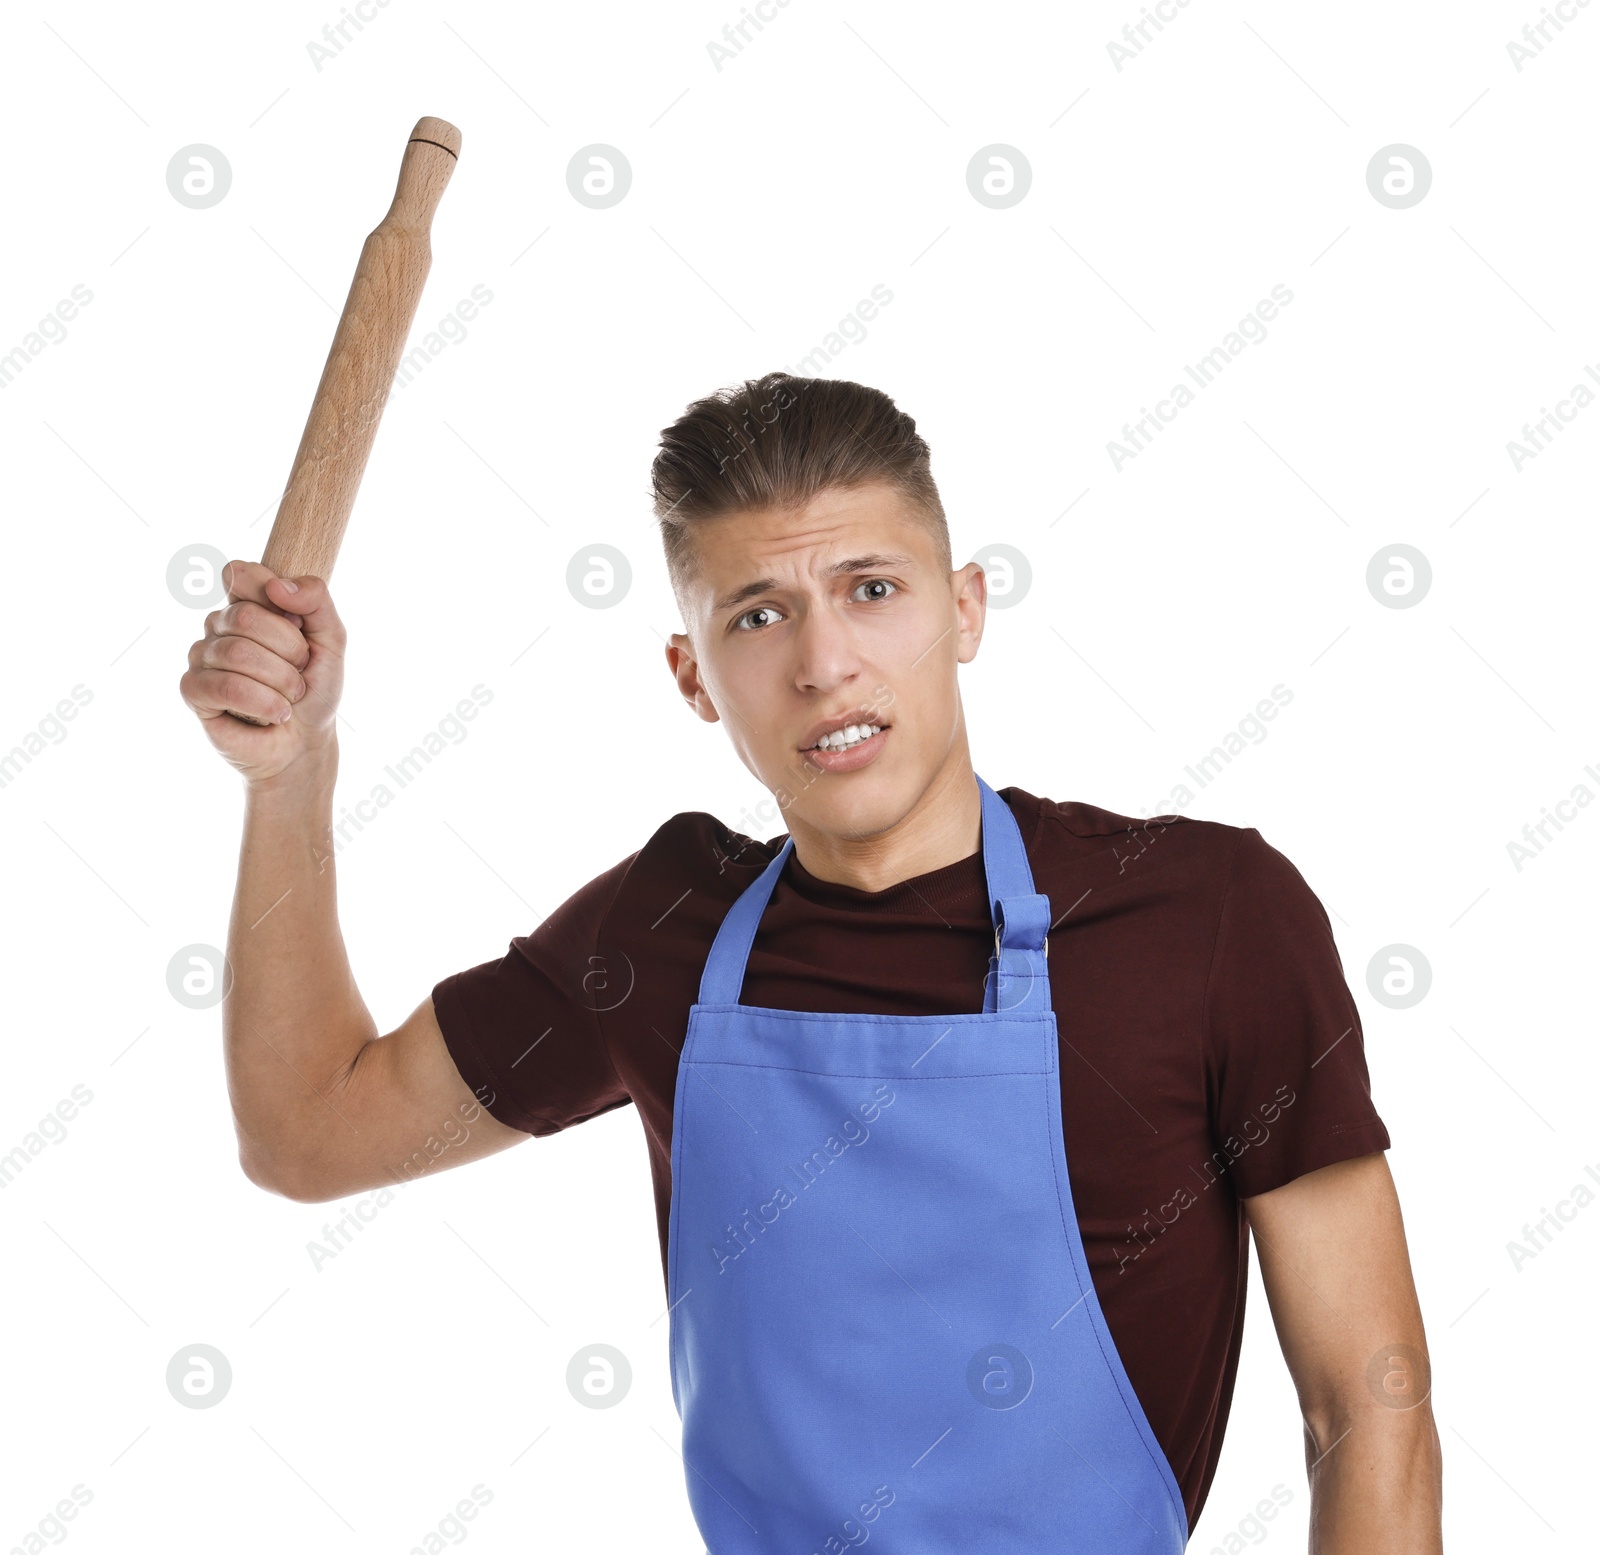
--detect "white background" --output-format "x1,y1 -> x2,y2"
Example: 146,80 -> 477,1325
1,1 -> 1594,1550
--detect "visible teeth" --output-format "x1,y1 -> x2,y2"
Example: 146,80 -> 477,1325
813,723 -> 882,751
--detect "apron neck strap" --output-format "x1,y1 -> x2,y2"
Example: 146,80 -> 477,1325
978,776 -> 1052,1014
697,775 -> 1051,1009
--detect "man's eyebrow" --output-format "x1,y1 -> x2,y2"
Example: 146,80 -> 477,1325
712,553 -> 916,614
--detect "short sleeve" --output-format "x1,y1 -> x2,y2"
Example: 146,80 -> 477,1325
431,852 -> 638,1138
1203,828 -> 1390,1197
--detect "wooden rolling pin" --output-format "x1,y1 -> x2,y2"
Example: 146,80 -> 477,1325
226,115 -> 461,726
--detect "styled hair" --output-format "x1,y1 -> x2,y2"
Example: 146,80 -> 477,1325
649,372 -> 949,601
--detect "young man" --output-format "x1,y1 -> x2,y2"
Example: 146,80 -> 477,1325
181,373 -> 1443,1551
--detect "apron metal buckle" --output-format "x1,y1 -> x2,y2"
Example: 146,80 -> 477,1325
995,927 -> 1049,958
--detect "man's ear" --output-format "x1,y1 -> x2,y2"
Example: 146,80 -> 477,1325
953,562 -> 987,664
666,633 -> 721,723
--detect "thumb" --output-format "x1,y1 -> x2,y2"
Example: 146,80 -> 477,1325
264,573 -> 342,643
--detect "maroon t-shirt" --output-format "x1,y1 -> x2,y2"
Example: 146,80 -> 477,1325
431,786 -> 1389,1529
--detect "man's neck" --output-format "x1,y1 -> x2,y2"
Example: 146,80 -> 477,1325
783,753 -> 984,893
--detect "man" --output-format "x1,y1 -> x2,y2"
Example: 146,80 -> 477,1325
181,372 -> 1442,1550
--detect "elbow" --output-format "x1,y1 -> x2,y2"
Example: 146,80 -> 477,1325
239,1146 -> 334,1204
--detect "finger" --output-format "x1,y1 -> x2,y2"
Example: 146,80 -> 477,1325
180,666 -> 295,725
197,631 -> 307,706
211,598 -> 311,673
266,574 -> 345,650
221,563 -> 305,631
222,559 -> 289,608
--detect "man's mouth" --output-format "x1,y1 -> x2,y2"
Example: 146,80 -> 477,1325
806,722 -> 888,753
798,714 -> 893,772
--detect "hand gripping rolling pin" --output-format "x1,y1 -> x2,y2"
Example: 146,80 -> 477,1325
224,115 -> 461,725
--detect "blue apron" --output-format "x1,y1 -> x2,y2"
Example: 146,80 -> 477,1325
667,776 -> 1188,1552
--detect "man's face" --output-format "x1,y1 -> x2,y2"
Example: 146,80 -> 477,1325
665,481 -> 987,843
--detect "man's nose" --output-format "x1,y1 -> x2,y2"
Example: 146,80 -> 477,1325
791,601 -> 862,692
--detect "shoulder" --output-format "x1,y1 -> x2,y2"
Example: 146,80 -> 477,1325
584,807 -> 783,945
635,807 -> 784,884
1003,784 -> 1253,880
1001,785 -> 1332,937
497,808 -> 775,996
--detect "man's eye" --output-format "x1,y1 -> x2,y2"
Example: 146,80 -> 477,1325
854,579 -> 897,603
736,606 -> 784,631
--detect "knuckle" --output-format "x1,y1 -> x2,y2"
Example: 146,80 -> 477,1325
207,635 -> 243,672
227,670 -> 283,715
218,635 -> 267,674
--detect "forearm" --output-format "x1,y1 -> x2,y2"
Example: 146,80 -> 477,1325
223,739 -> 377,1191
1306,1402 -> 1442,1554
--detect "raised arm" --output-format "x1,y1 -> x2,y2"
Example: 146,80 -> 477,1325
1243,1153 -> 1442,1553
179,561 -> 528,1202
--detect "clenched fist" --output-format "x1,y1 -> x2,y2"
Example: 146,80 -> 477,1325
179,560 -> 346,786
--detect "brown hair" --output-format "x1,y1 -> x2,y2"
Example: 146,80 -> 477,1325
650,371 -> 949,602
